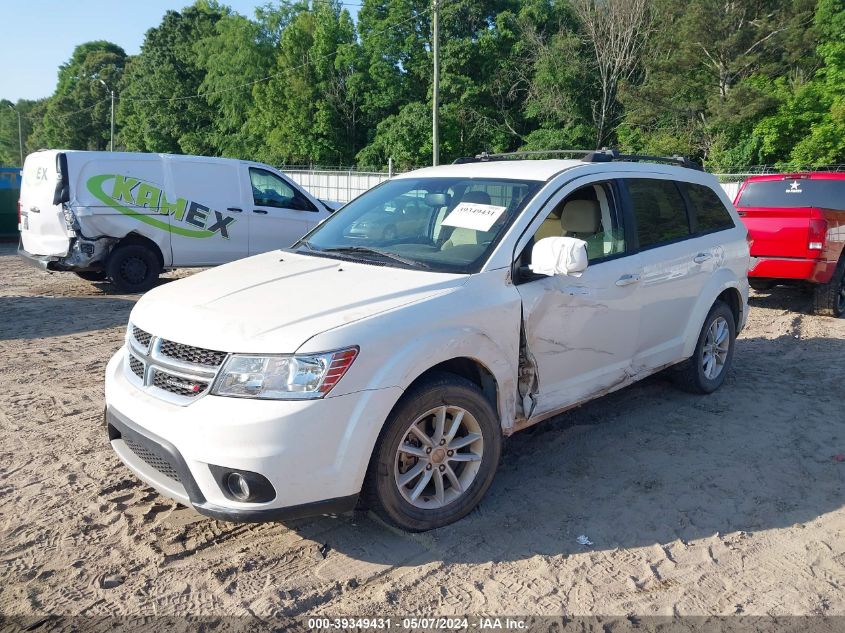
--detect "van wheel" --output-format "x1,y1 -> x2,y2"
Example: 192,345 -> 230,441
813,258 -> 845,317
74,271 -> 107,282
365,372 -> 501,532
673,301 -> 736,394
107,245 -> 161,293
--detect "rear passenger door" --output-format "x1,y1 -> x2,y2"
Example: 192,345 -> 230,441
623,177 -> 716,370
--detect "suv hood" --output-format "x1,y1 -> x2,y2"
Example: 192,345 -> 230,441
130,250 -> 466,353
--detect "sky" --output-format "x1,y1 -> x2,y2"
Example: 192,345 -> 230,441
0,1 -> 359,103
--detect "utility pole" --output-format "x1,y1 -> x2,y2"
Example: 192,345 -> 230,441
99,79 -> 115,151
7,104 -> 22,166
432,0 -> 440,166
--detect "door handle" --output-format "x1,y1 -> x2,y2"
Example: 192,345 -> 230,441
615,274 -> 640,287
29,206 -> 40,213
253,209 -> 268,215
227,207 -> 242,213
694,252 -> 713,264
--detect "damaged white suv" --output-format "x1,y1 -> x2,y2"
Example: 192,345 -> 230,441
105,151 -> 749,531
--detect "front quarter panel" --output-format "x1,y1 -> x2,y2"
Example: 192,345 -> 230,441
300,269 -> 523,429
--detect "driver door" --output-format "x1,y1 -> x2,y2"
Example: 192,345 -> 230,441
515,179 -> 643,416
246,167 -> 320,255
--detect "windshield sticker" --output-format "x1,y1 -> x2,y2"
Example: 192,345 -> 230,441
442,202 -> 507,232
785,180 -> 803,194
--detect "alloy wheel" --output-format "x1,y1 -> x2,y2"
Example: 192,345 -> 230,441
393,405 -> 484,509
702,316 -> 730,380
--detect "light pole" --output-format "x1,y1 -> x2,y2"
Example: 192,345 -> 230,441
7,104 -> 23,166
99,79 -> 115,152
432,0 -> 440,166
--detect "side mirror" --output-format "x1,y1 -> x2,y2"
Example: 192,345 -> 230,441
530,236 -> 589,277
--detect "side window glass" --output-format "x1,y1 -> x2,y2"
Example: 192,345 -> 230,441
250,168 -> 313,210
529,182 -> 626,264
685,183 -> 735,233
627,179 -> 690,248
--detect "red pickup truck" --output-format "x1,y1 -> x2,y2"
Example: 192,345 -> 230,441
734,173 -> 845,317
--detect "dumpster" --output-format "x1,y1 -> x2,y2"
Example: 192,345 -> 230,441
0,167 -> 21,241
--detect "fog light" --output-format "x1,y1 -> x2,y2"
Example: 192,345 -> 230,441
226,472 -> 250,501
210,465 -> 276,503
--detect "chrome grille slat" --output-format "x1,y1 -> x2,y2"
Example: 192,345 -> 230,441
126,323 -> 226,404
158,340 -> 226,368
151,368 -> 209,398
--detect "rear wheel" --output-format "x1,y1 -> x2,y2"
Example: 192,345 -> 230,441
813,257 -> 845,317
749,279 -> 776,292
74,270 -> 107,282
673,301 -> 736,394
365,372 -> 501,532
106,244 -> 161,293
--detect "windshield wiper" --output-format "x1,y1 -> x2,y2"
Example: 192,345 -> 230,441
321,246 -> 428,269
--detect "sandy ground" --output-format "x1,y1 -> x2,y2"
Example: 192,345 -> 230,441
1,241 -> 845,625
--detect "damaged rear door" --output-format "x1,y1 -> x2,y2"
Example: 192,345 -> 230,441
515,177 -> 643,419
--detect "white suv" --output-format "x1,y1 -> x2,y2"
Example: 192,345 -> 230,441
104,151 -> 750,531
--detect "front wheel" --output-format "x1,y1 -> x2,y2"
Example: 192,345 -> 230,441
672,301 -> 736,394
106,244 -> 161,293
365,372 -> 501,532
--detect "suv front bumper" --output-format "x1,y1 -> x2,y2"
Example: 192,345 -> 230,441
104,349 -> 403,522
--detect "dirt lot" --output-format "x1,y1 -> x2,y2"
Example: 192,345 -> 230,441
1,241 -> 845,623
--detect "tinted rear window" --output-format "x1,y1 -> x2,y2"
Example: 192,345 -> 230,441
737,179 -> 845,210
684,183 -> 735,232
627,179 -> 691,248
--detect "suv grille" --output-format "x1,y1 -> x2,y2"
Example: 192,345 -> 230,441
123,436 -> 181,482
159,340 -> 227,368
128,354 -> 145,379
132,326 -> 152,349
152,369 -> 209,398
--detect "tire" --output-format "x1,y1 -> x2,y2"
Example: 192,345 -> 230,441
749,279 -> 775,292
106,244 -> 161,293
813,257 -> 845,317
74,270 -> 107,282
365,372 -> 502,532
672,301 -> 736,394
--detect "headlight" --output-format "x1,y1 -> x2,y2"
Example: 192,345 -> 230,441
211,347 -> 358,400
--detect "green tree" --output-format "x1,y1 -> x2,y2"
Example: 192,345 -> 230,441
118,1 -> 227,154
619,0 -> 816,167
36,41 -> 126,151
753,0 -> 845,167
251,1 -> 362,165
0,99 -> 44,166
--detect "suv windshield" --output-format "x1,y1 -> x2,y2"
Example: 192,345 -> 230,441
297,177 -> 542,273
737,178 -> 845,210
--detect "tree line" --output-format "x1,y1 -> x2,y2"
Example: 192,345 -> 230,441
1,0 -> 843,171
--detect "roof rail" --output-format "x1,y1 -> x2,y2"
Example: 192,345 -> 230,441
453,147 -> 703,171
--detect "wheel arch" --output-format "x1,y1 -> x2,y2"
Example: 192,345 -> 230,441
681,271 -> 747,359
112,232 -> 166,269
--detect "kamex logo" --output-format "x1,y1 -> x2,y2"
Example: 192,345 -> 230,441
86,174 -> 236,239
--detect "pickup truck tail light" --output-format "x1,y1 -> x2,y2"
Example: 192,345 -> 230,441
808,218 -> 827,254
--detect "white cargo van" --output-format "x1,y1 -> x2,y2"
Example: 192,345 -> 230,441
18,150 -> 337,292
